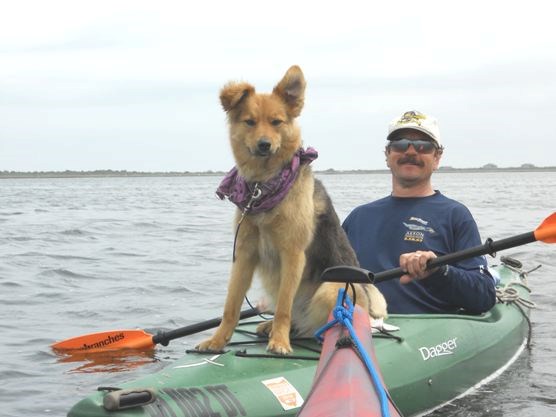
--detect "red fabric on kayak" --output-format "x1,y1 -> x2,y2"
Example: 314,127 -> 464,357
297,305 -> 402,417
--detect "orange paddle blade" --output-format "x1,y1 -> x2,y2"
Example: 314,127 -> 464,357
534,212 -> 556,243
51,329 -> 155,353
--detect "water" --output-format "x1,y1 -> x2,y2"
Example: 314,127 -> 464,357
1,172 -> 555,417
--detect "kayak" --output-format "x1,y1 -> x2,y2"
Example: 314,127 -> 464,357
67,258 -> 533,417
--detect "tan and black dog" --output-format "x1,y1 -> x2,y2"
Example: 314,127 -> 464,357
196,65 -> 386,355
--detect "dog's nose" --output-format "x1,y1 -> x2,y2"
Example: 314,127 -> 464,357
257,139 -> 272,155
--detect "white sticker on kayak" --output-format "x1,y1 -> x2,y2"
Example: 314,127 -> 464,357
261,377 -> 304,410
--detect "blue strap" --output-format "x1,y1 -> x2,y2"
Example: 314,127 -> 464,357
314,288 -> 391,417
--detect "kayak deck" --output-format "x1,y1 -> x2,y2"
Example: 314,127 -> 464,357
68,263 -> 532,417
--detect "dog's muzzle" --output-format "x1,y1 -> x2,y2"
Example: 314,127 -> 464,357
255,138 -> 272,157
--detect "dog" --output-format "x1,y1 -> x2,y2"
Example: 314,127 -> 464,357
196,65 -> 387,355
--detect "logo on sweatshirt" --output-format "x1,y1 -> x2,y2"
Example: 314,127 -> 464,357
403,217 -> 436,242
404,231 -> 424,242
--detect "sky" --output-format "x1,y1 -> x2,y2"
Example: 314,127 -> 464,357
1,0 -> 555,172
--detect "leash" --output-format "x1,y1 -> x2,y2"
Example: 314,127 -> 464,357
232,183 -> 262,262
231,183 -> 274,321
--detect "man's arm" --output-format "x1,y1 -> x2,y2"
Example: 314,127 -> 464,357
397,219 -> 497,314
420,263 -> 496,314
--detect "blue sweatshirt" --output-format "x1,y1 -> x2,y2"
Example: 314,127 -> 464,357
342,191 -> 496,314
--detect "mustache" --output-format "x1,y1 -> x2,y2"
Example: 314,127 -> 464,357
397,156 -> 424,167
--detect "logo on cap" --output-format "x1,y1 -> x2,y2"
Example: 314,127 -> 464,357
398,111 -> 427,126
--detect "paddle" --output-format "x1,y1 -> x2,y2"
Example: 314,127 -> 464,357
322,212 -> 556,284
53,213 -> 555,354
52,307 -> 260,353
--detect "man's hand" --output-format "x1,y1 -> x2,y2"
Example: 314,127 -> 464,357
399,250 -> 439,284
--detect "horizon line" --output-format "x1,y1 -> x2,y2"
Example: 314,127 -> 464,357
2,165 -> 556,179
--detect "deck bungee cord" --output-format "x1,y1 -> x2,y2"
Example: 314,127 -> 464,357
185,317 -> 401,359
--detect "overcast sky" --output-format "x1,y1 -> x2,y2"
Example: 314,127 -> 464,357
1,0 -> 555,172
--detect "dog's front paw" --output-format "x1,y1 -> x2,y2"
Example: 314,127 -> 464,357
267,335 -> 292,355
196,336 -> 227,353
370,303 -> 388,320
368,286 -> 388,319
256,320 -> 273,337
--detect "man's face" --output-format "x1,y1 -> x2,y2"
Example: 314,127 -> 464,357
385,129 -> 442,188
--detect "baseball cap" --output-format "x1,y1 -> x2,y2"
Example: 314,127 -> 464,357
387,110 -> 442,147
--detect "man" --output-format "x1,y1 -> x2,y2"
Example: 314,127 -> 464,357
342,110 -> 496,314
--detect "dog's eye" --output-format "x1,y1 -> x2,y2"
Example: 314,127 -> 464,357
244,119 -> 256,127
271,119 -> 283,127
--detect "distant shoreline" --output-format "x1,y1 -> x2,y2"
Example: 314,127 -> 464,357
2,166 -> 556,179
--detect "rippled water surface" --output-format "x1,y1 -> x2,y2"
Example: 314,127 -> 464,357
1,172 -> 555,417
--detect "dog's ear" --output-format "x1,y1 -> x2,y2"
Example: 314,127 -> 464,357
272,65 -> 306,118
220,82 -> 255,113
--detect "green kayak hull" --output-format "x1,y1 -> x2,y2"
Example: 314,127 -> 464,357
67,262 -> 532,417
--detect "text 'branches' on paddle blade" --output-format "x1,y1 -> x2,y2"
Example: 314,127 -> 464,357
51,330 -> 155,353
534,212 -> 556,243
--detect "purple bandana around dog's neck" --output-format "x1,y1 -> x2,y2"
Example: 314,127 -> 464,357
216,147 -> 318,214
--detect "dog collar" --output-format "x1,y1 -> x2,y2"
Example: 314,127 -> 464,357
216,147 -> 318,214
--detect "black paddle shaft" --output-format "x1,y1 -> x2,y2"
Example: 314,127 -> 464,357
152,231 -> 538,346
322,231 -> 536,284
152,308 -> 260,346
